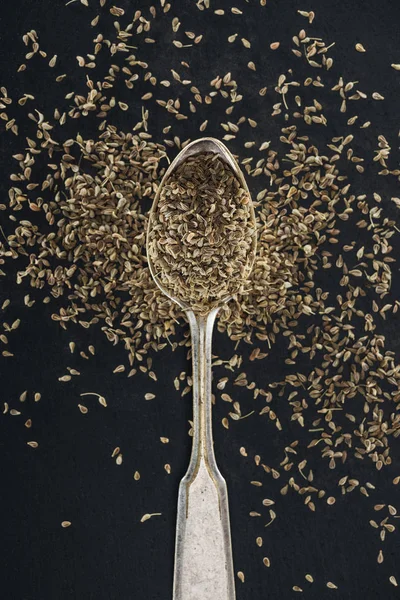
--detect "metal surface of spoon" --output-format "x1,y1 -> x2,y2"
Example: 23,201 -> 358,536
146,137 -> 257,600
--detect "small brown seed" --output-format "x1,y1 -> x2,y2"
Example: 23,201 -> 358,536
61,521 -> 71,528
263,557 -> 270,567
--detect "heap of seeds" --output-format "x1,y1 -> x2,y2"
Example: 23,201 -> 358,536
148,151 -> 255,314
1,0 -> 399,483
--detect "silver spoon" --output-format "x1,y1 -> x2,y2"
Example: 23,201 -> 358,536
147,137 -> 257,600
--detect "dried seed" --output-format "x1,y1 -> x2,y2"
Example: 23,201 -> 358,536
326,582 -> 338,589
140,513 -> 161,522
59,375 -> 71,382
263,557 -> 270,567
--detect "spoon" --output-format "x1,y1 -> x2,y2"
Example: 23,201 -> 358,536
147,137 -> 257,600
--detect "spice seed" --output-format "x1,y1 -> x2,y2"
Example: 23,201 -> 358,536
61,521 -> 71,528
140,512 -> 162,522
326,582 -> 338,589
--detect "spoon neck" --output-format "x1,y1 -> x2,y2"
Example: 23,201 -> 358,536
187,308 -> 219,467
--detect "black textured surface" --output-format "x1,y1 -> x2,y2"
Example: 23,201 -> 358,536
1,1 -> 400,599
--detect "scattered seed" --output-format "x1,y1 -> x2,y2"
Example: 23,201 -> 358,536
327,582 -> 338,589
263,557 -> 270,568
59,375 -> 71,382
61,521 -> 71,528
140,512 -> 161,522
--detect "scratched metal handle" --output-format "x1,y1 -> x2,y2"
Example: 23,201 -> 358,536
173,309 -> 236,600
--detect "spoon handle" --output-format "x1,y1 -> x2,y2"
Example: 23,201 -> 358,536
173,310 -> 236,600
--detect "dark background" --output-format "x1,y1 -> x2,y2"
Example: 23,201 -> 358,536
1,0 -> 400,599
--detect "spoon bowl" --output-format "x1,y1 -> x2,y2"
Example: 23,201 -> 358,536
146,137 -> 257,313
